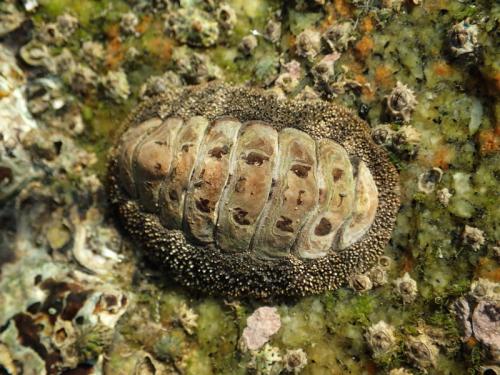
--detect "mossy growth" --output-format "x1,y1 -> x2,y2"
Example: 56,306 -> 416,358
75,324 -> 114,363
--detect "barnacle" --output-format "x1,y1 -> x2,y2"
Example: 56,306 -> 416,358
107,82 -> 399,299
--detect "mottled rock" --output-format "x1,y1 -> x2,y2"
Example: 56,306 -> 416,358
240,307 -> 281,351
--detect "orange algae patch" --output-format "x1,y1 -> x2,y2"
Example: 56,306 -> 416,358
374,65 -> 395,89
355,74 -> 375,102
136,14 -> 152,34
355,36 -> 374,60
365,361 -> 379,375
360,16 -> 374,33
433,61 -> 455,77
419,144 -> 455,170
334,0 -> 352,18
105,24 -> 125,69
401,252 -> 415,273
320,4 -> 336,31
478,126 -> 500,155
476,258 -> 500,282
144,37 -> 174,61
465,336 -> 478,348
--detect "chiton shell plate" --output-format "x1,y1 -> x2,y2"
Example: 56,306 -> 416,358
108,82 -> 400,299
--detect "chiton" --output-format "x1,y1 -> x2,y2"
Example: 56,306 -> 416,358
107,82 -> 400,299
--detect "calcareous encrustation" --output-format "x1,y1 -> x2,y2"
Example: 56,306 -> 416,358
107,82 -> 400,299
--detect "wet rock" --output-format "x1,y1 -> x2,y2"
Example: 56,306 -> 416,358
394,272 -> 418,304
240,306 -> 281,352
26,77 -> 66,115
452,297 -> 472,341
0,261 -> 128,373
462,225 -> 486,251
0,46 -> 39,203
472,300 -> 500,357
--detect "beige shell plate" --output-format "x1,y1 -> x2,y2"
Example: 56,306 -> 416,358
118,116 -> 379,260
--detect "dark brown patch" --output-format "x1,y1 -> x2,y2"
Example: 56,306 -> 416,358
314,218 -> 332,236
195,198 -> 211,213
233,207 -> 251,225
235,177 -> 246,193
208,145 -> 229,159
61,291 -> 91,321
291,164 -> 310,178
296,190 -> 305,206
244,152 -> 269,166
332,168 -> 344,182
276,216 -> 294,233
13,313 -> 62,374
0,166 -> 13,184
168,189 -> 179,201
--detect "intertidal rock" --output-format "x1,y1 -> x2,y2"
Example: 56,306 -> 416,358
240,306 -> 281,352
107,82 -> 400,298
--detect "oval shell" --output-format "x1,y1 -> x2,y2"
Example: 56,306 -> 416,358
107,82 -> 400,299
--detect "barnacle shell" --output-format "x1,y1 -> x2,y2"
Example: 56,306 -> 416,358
107,82 -> 400,298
